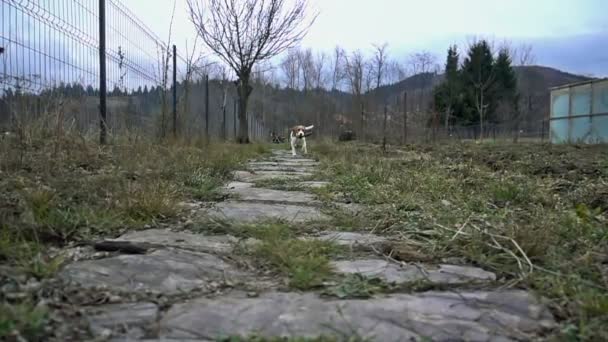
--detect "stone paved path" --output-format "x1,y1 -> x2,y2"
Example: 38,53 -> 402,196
60,149 -> 556,341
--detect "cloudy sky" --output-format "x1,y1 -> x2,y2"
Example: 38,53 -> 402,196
127,0 -> 607,76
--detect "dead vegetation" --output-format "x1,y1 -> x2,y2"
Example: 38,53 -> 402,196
0,124 -> 269,340
312,141 -> 608,341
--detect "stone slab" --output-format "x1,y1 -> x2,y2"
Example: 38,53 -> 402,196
271,157 -> 318,164
87,302 -> 158,339
225,181 -> 254,190
331,259 -> 496,285
159,291 -> 554,341
207,201 -> 329,223
234,170 -> 313,182
271,150 -> 292,156
249,161 -> 320,168
248,165 -> 316,173
113,229 -> 238,254
298,181 -> 330,189
313,232 -> 388,248
225,186 -> 319,205
61,249 -> 246,294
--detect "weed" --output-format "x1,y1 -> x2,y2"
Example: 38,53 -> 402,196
313,142 -> 608,341
203,221 -> 339,290
0,230 -> 64,279
322,274 -> 384,299
184,168 -> 225,201
0,302 -> 48,341
253,224 -> 338,290
253,178 -> 304,191
120,180 -> 179,221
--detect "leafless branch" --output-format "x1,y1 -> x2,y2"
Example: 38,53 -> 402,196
187,0 -> 317,142
187,0 -> 318,78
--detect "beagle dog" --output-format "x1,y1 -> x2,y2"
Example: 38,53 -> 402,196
290,125 -> 313,156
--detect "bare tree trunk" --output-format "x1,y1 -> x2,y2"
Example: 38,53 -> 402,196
236,78 -> 252,143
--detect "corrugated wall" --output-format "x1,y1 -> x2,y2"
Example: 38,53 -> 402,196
550,79 -> 608,144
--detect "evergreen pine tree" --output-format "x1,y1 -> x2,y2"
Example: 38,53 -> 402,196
461,40 -> 498,136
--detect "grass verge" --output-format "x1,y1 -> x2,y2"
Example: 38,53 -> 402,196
0,301 -> 48,342
0,131 -> 269,340
312,141 -> 608,341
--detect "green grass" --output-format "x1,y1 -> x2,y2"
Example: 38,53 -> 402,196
0,302 -> 48,341
200,220 -> 340,290
0,230 -> 64,279
251,223 -> 340,290
322,274 -> 385,299
0,130 -> 270,340
0,131 -> 269,277
312,141 -> 608,341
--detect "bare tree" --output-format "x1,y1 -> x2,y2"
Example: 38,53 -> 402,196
298,48 -> 315,92
372,43 -> 389,90
188,0 -> 317,143
155,0 -> 177,139
363,60 -> 375,93
344,50 -> 365,98
181,36 -> 203,138
344,50 -> 366,134
331,45 -> 345,91
281,48 -> 301,89
387,59 -> 407,85
516,44 -> 536,67
513,43 -> 536,142
408,51 -> 437,112
312,52 -> 327,89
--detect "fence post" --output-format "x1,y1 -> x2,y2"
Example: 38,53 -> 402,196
99,0 -> 107,145
541,118 -> 546,142
360,102 -> 365,141
402,91 -> 407,144
222,86 -> 227,141
205,74 -> 209,142
233,98 -> 237,140
382,104 -> 388,152
172,45 -> 177,138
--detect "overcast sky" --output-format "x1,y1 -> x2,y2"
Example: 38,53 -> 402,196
127,0 -> 607,76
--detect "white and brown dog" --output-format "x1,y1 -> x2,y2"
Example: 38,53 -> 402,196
290,125 -> 313,156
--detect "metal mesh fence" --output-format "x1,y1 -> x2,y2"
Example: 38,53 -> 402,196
0,0 -> 266,142
0,0 -> 547,145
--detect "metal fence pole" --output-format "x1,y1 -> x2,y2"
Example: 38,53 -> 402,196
205,75 -> 209,141
233,98 -> 237,140
99,0 -> 107,145
402,91 -> 407,144
172,44 -> 177,138
382,104 -> 388,152
222,88 -> 227,141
